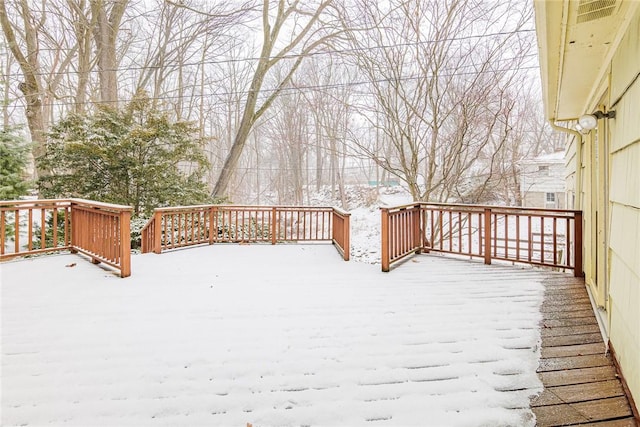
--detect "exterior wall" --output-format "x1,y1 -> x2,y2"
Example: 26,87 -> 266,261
523,191 -> 566,210
564,138 -> 577,210
607,9 -> 640,405
582,129 -> 601,303
520,157 -> 566,208
560,6 -> 640,407
535,0 -> 640,409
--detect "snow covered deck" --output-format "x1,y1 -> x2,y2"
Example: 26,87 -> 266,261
3,244 -> 566,426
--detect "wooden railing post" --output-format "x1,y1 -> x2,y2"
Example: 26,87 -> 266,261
413,205 -> 422,254
381,207 -> 390,272
0,210 -> 5,257
153,210 -> 162,254
64,206 -> 71,247
574,211 -> 584,277
483,208 -> 492,265
208,206 -> 216,245
69,201 -> 78,254
271,207 -> 277,245
343,212 -> 350,261
119,209 -> 132,278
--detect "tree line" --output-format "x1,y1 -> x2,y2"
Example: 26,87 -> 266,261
1,0 -> 562,213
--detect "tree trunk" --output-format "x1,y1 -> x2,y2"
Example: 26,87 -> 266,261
211,0 -> 335,199
211,51 -> 268,198
91,0 -> 128,106
0,0 -> 45,171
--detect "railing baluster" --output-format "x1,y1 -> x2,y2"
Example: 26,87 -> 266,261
574,211 -> 583,277
457,212 -> 462,253
504,214 -> 509,258
492,213 -> 497,258
271,207 -> 277,244
483,209 -> 491,265
528,215 -> 533,263
40,208 -> 46,250
0,210 -> 5,256
515,215 -> 520,261
566,216 -> 571,269
540,216 -> 545,264
28,208 -> 34,251
303,210 -> 307,240
553,217 -> 558,265
14,209 -> 20,253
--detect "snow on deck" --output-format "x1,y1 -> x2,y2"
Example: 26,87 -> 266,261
2,245 -> 548,426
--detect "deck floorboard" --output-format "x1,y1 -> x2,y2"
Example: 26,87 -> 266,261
531,276 -> 638,426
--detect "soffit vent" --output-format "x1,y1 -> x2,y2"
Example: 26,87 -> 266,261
577,0 -> 617,23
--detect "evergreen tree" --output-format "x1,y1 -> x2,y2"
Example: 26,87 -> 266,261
37,93 -> 212,215
0,128 -> 30,200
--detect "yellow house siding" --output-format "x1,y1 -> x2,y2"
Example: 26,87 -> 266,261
565,137 -> 577,209
608,203 -> 640,283
611,74 -> 640,153
609,251 -> 640,407
611,10 -> 640,105
606,7 -> 640,406
609,142 -> 640,208
582,132 -> 598,291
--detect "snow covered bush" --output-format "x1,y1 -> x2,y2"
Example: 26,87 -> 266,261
37,91 -> 212,216
0,127 -> 30,200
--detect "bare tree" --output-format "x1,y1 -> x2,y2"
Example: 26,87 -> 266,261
211,0 -> 344,199
1,0 -> 549,209
90,0 -> 129,105
67,0 -> 97,115
0,0 -> 46,162
0,0 -> 82,175
1,37 -> 17,128
298,58 -> 354,205
346,0 -> 534,202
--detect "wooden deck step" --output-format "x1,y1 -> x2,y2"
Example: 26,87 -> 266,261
531,276 -> 638,427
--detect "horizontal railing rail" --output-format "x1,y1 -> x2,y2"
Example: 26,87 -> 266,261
0,199 -> 72,257
381,202 -> 583,277
141,204 -> 350,260
0,198 -> 132,277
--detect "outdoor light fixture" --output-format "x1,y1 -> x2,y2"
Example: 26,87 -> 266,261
577,110 -> 616,131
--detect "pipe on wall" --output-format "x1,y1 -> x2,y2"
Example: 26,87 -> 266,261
549,120 -> 583,210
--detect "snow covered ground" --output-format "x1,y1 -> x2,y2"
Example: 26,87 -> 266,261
1,244 -> 548,426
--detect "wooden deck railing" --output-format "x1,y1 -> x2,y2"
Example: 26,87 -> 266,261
381,202 -> 583,277
141,204 -> 351,260
0,198 -> 132,277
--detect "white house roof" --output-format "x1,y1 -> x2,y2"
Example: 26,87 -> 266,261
522,151 -> 565,165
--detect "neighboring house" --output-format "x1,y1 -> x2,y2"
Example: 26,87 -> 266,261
535,0 -> 640,412
519,151 -> 566,209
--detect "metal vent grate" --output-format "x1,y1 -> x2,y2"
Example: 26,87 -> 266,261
577,0 -> 617,23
